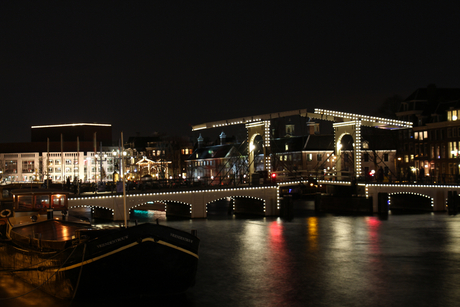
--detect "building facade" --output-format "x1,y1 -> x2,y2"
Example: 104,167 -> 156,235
396,85 -> 460,183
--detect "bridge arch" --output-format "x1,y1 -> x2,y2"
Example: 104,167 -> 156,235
69,203 -> 115,220
206,197 -> 233,216
388,191 -> 434,211
129,200 -> 192,218
206,195 -> 266,216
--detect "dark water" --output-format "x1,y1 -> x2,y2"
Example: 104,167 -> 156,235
2,208 -> 460,307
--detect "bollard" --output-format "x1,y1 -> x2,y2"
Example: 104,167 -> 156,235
453,191 -> 458,215
47,208 -> 53,219
378,193 -> 389,215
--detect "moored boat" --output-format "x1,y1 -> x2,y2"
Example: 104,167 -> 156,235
0,189 -> 199,300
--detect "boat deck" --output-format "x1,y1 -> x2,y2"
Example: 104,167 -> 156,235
12,220 -> 90,242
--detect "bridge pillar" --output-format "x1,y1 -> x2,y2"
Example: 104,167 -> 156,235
246,121 -> 271,181
190,193 -> 207,218
433,189 -> 447,212
333,120 -> 362,180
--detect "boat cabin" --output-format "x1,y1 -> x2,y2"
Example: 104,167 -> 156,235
11,189 -> 68,214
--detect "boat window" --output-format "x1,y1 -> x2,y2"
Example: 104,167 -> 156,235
51,194 -> 66,210
34,195 -> 50,210
17,195 -> 33,211
2,189 -> 12,199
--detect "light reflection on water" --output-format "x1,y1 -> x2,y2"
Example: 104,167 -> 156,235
2,211 -> 460,306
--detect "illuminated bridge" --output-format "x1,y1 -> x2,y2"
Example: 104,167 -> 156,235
68,180 -> 456,220
69,185 -> 279,220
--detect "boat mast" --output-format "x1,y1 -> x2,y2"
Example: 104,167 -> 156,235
122,132 -> 127,228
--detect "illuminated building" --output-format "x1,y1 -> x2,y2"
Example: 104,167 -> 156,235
0,123 -> 117,183
396,84 -> 460,183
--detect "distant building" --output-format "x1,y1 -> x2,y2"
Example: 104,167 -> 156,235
123,135 -> 194,181
0,141 -> 117,183
0,123 -> 116,183
396,84 -> 460,183
186,135 -> 249,186
186,123 -> 398,184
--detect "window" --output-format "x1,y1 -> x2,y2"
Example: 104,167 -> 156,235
364,153 -> 369,162
35,195 -> 50,210
383,153 -> 389,162
317,154 -> 322,161
51,194 -> 66,210
448,110 -> 459,121
17,195 -> 33,211
4,160 -> 17,173
286,124 -> 295,135
22,161 -> 34,173
450,142 -> 458,158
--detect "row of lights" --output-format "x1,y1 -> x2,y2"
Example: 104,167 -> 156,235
211,117 -> 263,129
315,109 -> 413,128
388,192 -> 434,207
264,121 -> 271,173
68,186 -> 278,202
362,183 -> 460,189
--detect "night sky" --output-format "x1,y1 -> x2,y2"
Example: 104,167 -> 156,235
2,1 -> 459,144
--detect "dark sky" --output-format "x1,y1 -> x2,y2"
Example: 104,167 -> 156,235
1,1 -> 459,144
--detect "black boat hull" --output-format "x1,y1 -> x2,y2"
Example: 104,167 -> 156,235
0,222 -> 199,300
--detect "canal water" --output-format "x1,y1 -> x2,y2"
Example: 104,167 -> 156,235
2,207 -> 460,306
